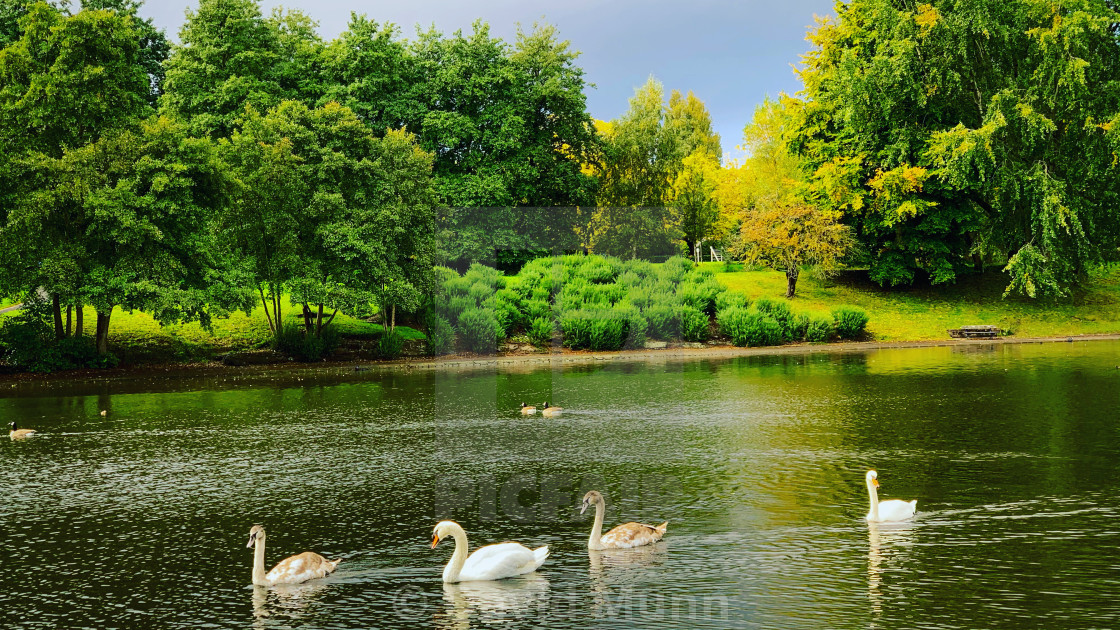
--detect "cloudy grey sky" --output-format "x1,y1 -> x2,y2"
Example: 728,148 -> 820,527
138,1 -> 836,162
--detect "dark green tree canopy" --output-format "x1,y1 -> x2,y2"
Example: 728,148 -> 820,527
790,0 -> 1120,296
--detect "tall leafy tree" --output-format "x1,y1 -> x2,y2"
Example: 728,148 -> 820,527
722,97 -> 853,297
161,0 -> 321,140
789,0 -> 1120,296
222,100 -> 436,343
591,78 -> 720,258
6,116 -> 234,353
0,1 -> 153,336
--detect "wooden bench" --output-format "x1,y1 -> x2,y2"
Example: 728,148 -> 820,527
948,325 -> 1000,339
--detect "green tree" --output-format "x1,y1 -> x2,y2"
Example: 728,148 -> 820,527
161,0 -> 321,140
222,100 -> 436,344
591,78 -> 720,259
6,116 -> 235,353
723,97 -> 854,298
789,0 -> 1120,296
671,149 -> 723,260
0,1 -> 153,337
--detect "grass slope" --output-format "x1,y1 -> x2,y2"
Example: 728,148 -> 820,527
710,263 -> 1120,340
1,295 -> 423,364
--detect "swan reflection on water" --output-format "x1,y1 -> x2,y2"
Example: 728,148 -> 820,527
867,522 -> 916,626
251,581 -> 331,627
435,574 -> 551,629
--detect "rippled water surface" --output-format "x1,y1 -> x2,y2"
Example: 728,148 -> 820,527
3,341 -> 1120,629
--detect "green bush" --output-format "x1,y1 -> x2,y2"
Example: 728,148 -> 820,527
645,303 -> 679,340
458,307 -> 500,354
717,307 -> 784,347
753,298 -> 796,340
377,329 -> 405,359
715,290 -> 749,312
832,306 -> 869,339
490,289 -> 522,334
426,314 -> 455,355
560,310 -> 628,351
679,305 -> 710,342
791,313 -> 811,341
524,298 -> 551,322
278,324 -> 340,362
528,316 -> 555,347
468,281 -> 494,303
805,315 -> 834,343
679,277 -> 723,315
624,312 -> 648,349
0,310 -> 118,371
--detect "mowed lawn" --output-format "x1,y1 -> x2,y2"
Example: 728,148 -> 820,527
708,263 -> 1120,341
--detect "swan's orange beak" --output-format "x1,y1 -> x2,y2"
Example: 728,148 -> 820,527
430,533 -> 440,549
872,478 -> 880,488
247,532 -> 257,549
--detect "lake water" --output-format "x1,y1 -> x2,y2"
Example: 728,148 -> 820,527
2,340 -> 1119,629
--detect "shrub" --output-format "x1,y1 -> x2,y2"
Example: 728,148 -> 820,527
805,315 -> 834,342
445,296 -> 473,324
490,289 -> 522,334
426,314 -> 455,355
753,298 -> 796,340
832,306 -> 869,339
377,329 -> 405,359
528,316 -> 555,347
658,256 -> 694,283
0,311 -> 118,371
560,310 -> 628,351
684,275 -> 724,314
278,324 -> 340,362
679,305 -> 710,342
458,307 -> 500,354
624,312 -> 648,349
717,307 -> 784,347
524,298 -> 551,322
468,281 -> 494,303
715,290 -> 749,312
645,303 -> 679,340
791,313 -> 811,341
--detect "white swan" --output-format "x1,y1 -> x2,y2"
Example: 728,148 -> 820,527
581,490 -> 668,550
246,525 -> 340,586
431,520 -> 549,583
9,421 -> 36,439
865,470 -> 916,522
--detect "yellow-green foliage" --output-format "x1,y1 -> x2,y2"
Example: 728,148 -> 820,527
1,295 -> 423,363
710,263 -> 1120,341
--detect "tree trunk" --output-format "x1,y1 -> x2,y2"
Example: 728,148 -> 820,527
315,303 -> 324,336
75,305 -> 84,337
94,309 -> 112,355
390,304 -> 396,334
66,305 -> 72,337
52,294 -> 64,340
301,303 -> 314,334
785,266 -> 800,299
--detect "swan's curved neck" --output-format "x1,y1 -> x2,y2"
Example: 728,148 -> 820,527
252,537 -> 268,586
867,478 -> 880,520
588,500 -> 606,550
442,525 -> 470,583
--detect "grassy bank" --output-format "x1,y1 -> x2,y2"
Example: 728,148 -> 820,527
0,296 -> 423,364
709,263 -> 1120,340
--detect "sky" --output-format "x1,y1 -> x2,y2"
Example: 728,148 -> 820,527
138,0 -> 837,163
